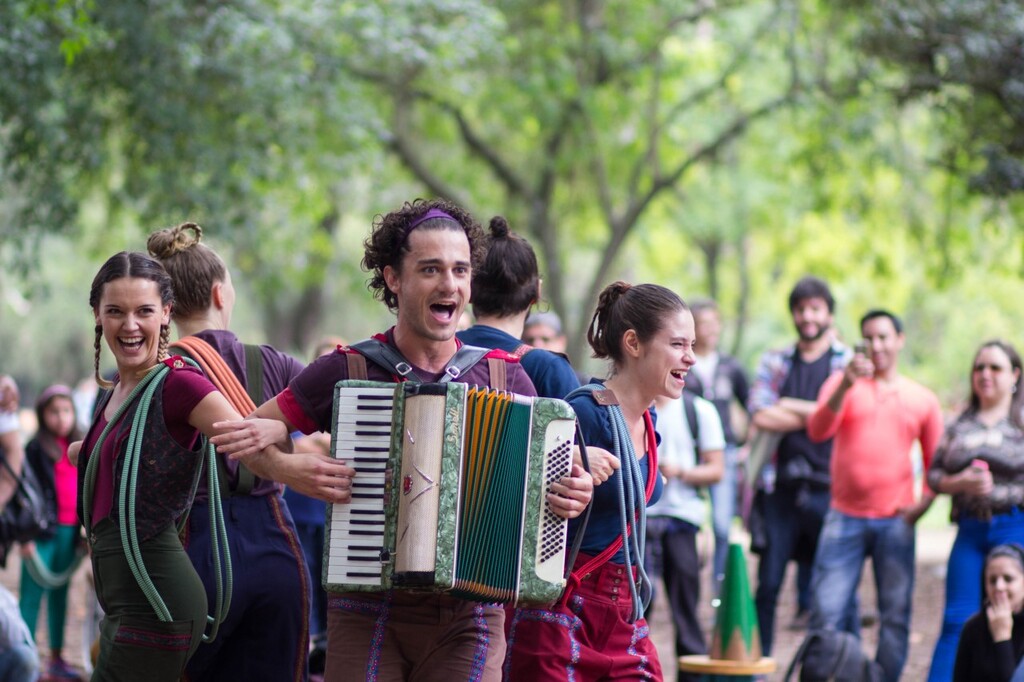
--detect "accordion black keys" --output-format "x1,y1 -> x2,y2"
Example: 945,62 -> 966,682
323,380 -> 576,605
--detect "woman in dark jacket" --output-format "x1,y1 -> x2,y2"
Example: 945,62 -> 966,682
953,543 -> 1024,681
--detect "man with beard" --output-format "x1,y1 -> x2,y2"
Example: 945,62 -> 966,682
747,276 -> 850,657
248,199 -> 593,681
806,310 -> 942,682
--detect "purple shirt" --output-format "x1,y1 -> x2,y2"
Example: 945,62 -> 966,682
188,329 -> 305,499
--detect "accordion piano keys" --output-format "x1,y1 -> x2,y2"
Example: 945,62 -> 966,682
325,385 -> 394,587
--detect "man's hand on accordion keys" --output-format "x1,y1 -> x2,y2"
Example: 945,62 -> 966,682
546,463 -> 594,519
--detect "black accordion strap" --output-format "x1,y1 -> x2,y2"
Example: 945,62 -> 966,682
562,419 -> 593,580
350,339 -> 491,384
350,339 -> 417,380
439,344 -> 490,383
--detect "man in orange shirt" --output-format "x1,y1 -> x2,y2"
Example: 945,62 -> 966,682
806,309 -> 944,682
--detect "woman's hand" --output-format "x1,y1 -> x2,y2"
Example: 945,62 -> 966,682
547,464 -> 593,519
210,417 -> 290,458
944,467 -> 994,497
576,446 -> 620,485
68,440 -> 82,467
987,590 -> 1014,642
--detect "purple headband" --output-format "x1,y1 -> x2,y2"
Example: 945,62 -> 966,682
406,208 -> 460,233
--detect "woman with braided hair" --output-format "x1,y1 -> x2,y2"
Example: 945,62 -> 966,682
504,281 -> 695,681
71,251 -> 255,680
147,222 -> 343,682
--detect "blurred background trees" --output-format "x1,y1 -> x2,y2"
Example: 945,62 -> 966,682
1,0 -> 1022,406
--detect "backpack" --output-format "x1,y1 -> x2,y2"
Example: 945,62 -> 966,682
784,630 -> 884,682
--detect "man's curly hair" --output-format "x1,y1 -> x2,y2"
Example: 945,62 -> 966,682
363,198 -> 486,312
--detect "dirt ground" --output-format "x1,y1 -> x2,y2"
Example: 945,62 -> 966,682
646,525 -> 954,681
0,525 -> 953,681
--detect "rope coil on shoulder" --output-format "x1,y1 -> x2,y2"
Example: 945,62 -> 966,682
82,360 -> 233,642
564,383 -> 654,622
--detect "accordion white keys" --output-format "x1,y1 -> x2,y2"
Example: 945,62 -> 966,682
323,380 -> 576,605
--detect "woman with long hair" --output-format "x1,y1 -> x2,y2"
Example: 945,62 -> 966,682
928,340 -> 1024,681
953,544 -> 1024,681
74,251 -> 246,680
19,384 -> 83,679
504,281 -> 695,680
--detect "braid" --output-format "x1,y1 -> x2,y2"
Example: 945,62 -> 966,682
94,325 -> 113,390
158,324 -> 170,363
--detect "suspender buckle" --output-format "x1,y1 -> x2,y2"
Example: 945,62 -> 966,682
445,365 -> 462,379
394,362 -> 414,377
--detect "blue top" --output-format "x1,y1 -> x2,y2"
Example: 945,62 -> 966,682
567,385 -> 663,565
457,324 -> 580,400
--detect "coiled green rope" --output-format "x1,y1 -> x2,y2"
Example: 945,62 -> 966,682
24,547 -> 86,589
82,361 -> 233,642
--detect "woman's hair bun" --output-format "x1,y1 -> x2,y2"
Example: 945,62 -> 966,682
147,222 -> 203,259
488,216 -> 510,239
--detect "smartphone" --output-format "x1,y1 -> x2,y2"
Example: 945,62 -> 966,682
970,458 -> 989,471
854,341 -> 868,356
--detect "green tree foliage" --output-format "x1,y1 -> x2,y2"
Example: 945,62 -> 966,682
851,0 -> 1024,196
337,0 -> 812,358
0,0 -> 390,352
1,0 -> 1023,403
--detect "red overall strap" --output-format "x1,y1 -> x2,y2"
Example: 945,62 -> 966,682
558,408 -> 659,606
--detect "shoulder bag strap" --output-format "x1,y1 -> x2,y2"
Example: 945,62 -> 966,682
782,631 -> 818,682
234,344 -> 265,496
682,392 -> 700,453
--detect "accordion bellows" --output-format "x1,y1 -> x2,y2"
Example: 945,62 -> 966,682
324,380 -> 576,605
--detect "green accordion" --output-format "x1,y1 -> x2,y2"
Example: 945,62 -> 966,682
323,380 -> 576,605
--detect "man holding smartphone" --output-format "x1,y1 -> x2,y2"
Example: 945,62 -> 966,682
806,309 -> 944,682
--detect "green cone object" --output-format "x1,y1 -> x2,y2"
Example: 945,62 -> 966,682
710,542 -> 762,662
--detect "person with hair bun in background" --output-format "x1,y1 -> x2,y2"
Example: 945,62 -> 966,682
504,281 -> 695,681
148,222 -> 353,682
953,543 -> 1024,681
457,215 -> 580,400
928,340 -> 1024,682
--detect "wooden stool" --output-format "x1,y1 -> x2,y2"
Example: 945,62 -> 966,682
679,654 -> 776,681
